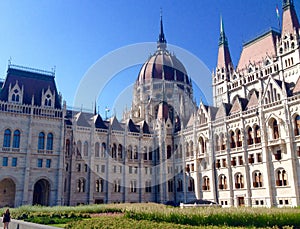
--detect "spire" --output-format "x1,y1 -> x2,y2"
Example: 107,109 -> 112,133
157,9 -> 167,50
217,16 -> 233,73
282,0 -> 299,33
219,16 -> 228,46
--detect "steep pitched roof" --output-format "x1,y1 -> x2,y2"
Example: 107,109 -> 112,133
186,113 -> 195,127
93,114 -> 108,129
293,76 -> 300,94
246,92 -> 259,109
237,30 -> 279,71
110,116 -> 123,131
75,112 -> 91,127
140,121 -> 151,134
0,66 -> 61,108
282,1 -> 300,34
128,119 -> 139,133
215,103 -> 231,119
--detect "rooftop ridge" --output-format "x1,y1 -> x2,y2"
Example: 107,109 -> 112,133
8,64 -> 55,77
243,27 -> 280,47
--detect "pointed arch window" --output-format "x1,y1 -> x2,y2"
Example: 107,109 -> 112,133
188,178 -> 195,192
177,179 -> 183,192
272,119 -> 279,139
230,131 -> 236,148
96,179 -> 104,192
276,169 -> 288,186
38,132 -> 45,150
101,142 -> 106,158
235,173 -> 244,189
118,144 -> 123,159
247,127 -> 253,145
294,115 -> 300,136
3,129 -> 11,148
95,142 -> 100,157
202,176 -> 210,191
218,175 -> 227,190
167,145 -> 172,159
253,171 -> 263,188
236,129 -> 242,147
12,130 -> 21,148
46,133 -> 53,151
44,94 -> 52,107
254,125 -> 261,143
83,141 -> 88,156
77,178 -> 85,192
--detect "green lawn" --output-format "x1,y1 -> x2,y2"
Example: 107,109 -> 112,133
1,203 -> 298,229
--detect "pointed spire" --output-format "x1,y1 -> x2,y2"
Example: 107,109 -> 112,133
217,16 -> 233,73
157,9 -> 167,50
282,0 -> 299,33
219,16 -> 228,46
94,102 -> 97,115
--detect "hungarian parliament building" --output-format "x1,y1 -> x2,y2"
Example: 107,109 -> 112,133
1,0 -> 300,208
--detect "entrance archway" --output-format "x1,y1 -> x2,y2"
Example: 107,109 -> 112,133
33,179 -> 50,206
0,178 -> 16,207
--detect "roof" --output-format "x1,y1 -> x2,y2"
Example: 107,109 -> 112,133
0,65 -> 61,109
282,2 -> 300,34
237,29 -> 279,71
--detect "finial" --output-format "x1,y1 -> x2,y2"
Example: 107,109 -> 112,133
157,8 -> 167,50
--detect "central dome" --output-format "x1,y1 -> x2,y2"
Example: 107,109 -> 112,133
137,49 -> 190,85
136,14 -> 190,86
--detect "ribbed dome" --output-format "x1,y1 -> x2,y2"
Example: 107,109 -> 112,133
137,49 -> 190,85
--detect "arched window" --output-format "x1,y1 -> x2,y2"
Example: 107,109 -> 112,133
118,144 -> 123,159
230,131 -> 236,148
101,142 -> 106,158
179,145 -> 182,159
218,175 -> 227,190
247,127 -> 253,145
38,132 -> 45,150
199,137 -> 205,154
220,133 -> 225,150
12,130 -> 21,149
189,141 -> 194,157
46,133 -> 53,151
111,143 -> 117,158
186,142 -> 189,157
236,129 -> 242,147
114,179 -> 121,192
149,147 -> 153,161
272,119 -> 279,139
83,141 -> 88,156
145,180 -> 152,193
77,178 -> 85,192
66,139 -> 70,155
294,115 -> 300,136
76,140 -> 82,156
95,142 -> 100,157
177,179 -> 183,192
214,135 -> 220,151
96,179 -> 103,192
134,145 -> 138,160
188,178 -> 195,192
3,129 -> 11,148
128,145 -> 133,159
276,169 -> 288,186
235,173 -> 244,189
167,145 -> 172,159
254,125 -> 261,143
202,176 -> 210,191
253,171 -> 263,188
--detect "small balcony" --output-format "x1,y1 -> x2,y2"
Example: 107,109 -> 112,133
269,138 -> 285,146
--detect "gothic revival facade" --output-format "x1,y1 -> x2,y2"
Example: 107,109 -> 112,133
1,0 -> 300,207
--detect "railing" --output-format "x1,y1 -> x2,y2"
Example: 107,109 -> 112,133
0,101 -> 63,118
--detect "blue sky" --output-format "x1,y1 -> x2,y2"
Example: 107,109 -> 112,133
0,0 -> 298,118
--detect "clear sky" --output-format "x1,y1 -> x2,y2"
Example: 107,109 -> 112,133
0,0 -> 298,118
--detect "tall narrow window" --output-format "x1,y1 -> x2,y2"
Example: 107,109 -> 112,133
3,129 -> 11,147
295,115 -> 300,136
95,142 -> 100,157
273,119 -> 279,139
46,133 -> 53,151
83,141 -> 88,156
38,132 -> 45,150
12,130 -> 20,148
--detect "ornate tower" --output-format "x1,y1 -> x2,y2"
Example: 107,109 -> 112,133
212,17 -> 233,107
129,15 -> 196,129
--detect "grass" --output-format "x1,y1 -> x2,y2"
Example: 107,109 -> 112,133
1,203 -> 299,228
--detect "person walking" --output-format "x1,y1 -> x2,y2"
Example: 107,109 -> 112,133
2,209 -> 11,229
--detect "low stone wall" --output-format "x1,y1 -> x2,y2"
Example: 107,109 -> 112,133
0,217 -> 60,229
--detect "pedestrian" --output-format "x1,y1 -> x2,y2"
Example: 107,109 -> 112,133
2,208 -> 11,229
